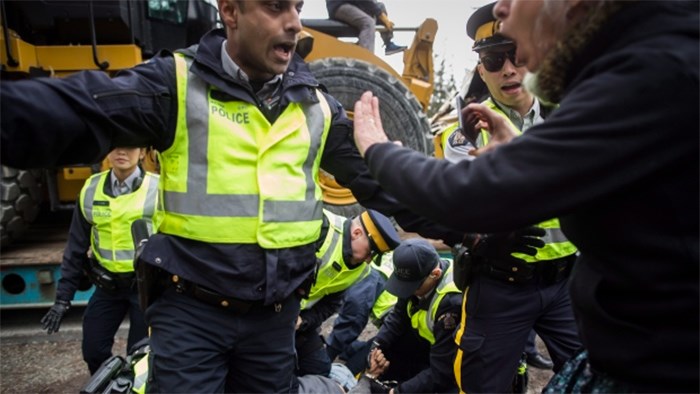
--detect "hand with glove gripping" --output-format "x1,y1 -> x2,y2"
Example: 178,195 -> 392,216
40,299 -> 71,334
472,226 -> 546,263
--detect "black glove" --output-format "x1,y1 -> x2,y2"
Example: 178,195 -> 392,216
40,300 -> 71,334
472,226 -> 546,263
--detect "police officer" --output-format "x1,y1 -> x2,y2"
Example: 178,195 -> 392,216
370,238 -> 462,394
442,5 -> 583,392
1,1 -> 463,391
296,209 -> 401,377
40,146 -> 159,374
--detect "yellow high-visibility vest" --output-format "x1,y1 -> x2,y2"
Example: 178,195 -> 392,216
442,98 -> 577,261
408,261 -> 461,344
80,171 -> 159,273
158,53 -> 332,247
301,210 -> 371,310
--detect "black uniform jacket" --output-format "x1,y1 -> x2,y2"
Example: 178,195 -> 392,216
0,29 -> 460,305
361,2 -> 699,392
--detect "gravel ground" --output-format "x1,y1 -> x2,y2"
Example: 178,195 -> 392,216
1,309 -> 552,393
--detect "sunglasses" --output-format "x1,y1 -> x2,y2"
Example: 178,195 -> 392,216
479,48 -> 525,72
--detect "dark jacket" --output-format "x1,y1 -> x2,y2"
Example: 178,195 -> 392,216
362,2 -> 698,392
374,260 -> 461,393
0,29 -> 460,305
326,0 -> 383,19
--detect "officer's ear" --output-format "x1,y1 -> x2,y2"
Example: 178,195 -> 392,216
428,267 -> 442,279
350,225 -> 364,241
219,0 -> 239,30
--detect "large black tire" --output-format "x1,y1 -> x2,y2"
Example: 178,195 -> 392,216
1,166 -> 42,246
309,58 -> 431,154
310,58 -> 432,218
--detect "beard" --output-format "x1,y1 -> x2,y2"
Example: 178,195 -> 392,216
524,1 -> 625,105
523,71 -> 553,106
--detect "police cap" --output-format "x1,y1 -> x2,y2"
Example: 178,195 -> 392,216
359,210 -> 401,258
384,238 -> 441,299
466,2 -> 514,52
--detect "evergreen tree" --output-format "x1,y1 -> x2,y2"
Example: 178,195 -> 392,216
428,56 -> 458,118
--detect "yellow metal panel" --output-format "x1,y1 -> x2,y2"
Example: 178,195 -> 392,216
403,78 -> 433,112
35,45 -> 143,72
1,28 -> 142,75
58,168 -> 92,202
0,29 -> 39,73
62,167 -> 93,180
303,28 -> 402,81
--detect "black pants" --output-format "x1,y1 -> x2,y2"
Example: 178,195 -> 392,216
82,286 -> 147,374
145,287 -> 300,393
455,274 -> 581,393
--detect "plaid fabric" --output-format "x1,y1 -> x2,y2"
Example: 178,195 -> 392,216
544,350 -> 632,393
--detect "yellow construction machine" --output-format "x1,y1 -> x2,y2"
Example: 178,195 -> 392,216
299,17 -> 438,216
0,0 -> 219,307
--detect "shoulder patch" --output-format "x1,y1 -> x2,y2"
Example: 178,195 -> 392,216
437,312 -> 459,330
448,130 -> 468,147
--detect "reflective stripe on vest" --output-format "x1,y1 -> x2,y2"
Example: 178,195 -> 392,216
408,262 -> 460,344
131,353 -> 149,394
302,210 -> 371,310
371,289 -> 398,326
371,251 -> 395,279
158,53 -> 332,246
80,171 -> 159,273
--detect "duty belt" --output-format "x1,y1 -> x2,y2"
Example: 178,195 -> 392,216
168,274 -> 281,314
479,254 -> 576,285
85,258 -> 135,292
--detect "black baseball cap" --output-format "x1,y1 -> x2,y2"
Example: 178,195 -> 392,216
466,2 -> 514,52
385,238 -> 440,299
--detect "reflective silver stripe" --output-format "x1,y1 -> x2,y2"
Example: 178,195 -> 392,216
427,265 -> 454,332
318,213 -> 345,266
263,200 -> 323,222
164,192 -> 260,217
142,175 -> 159,218
93,230 -> 134,261
98,248 -> 134,261
303,298 -> 320,309
82,175 -> 102,223
543,228 -> 568,244
300,91 -> 326,203
164,55 -> 325,221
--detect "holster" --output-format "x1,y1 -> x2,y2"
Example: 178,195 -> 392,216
134,257 -> 164,312
131,219 -> 163,312
84,258 -> 134,294
452,243 -> 477,291
296,257 -> 321,299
